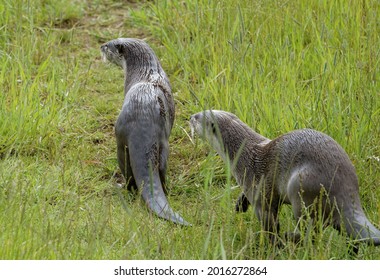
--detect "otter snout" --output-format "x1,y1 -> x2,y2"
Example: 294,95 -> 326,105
189,111 -> 216,142
100,40 -> 125,68
189,113 -> 201,141
100,44 -> 108,63
189,111 -> 213,140
100,44 -> 107,52
189,113 -> 202,125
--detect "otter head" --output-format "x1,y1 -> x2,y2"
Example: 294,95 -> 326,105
100,38 -> 128,69
100,38 -> 161,79
190,110 -> 240,158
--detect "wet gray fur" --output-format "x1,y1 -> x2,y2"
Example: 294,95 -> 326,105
190,110 -> 380,250
101,38 -> 189,225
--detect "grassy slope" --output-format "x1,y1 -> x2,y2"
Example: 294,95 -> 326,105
0,0 -> 379,259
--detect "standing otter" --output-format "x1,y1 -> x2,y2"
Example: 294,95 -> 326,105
190,110 -> 380,250
100,38 -> 189,226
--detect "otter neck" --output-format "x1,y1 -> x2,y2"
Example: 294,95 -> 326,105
219,121 -> 269,185
221,121 -> 267,161
122,46 -> 166,94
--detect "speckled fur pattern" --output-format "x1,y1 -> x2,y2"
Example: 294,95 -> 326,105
101,38 -> 189,225
190,110 -> 380,250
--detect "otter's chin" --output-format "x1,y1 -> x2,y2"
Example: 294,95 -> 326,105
101,51 -> 109,63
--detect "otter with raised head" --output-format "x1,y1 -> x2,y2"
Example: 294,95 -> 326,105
100,38 -> 189,226
190,110 -> 380,250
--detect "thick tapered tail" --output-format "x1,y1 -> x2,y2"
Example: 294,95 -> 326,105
345,213 -> 380,245
141,177 -> 191,226
125,118 -> 190,226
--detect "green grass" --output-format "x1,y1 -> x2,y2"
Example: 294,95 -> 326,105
0,0 -> 380,259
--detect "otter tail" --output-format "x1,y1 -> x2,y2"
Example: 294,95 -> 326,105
126,127 -> 190,226
344,209 -> 380,246
140,173 -> 191,226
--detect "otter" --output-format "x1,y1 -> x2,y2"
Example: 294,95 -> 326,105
190,110 -> 380,251
100,38 -> 189,226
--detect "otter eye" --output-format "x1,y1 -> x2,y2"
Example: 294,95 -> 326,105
116,44 -> 124,54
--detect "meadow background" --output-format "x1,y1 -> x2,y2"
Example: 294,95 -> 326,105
0,0 -> 380,259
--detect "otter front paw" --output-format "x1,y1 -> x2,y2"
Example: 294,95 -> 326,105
235,192 -> 250,212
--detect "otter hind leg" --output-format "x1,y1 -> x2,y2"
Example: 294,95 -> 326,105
331,215 -> 361,256
158,141 -> 169,194
116,139 -> 137,192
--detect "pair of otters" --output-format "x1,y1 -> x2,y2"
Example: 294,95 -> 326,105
101,38 -> 380,253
